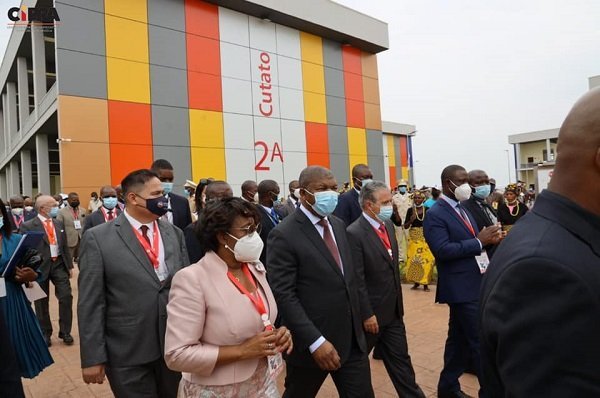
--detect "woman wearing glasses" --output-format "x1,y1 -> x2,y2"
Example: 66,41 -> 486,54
165,197 -> 293,397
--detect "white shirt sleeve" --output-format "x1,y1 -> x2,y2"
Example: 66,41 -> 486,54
309,336 -> 326,353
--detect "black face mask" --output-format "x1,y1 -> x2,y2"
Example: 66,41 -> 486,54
70,201 -> 80,208
137,194 -> 169,217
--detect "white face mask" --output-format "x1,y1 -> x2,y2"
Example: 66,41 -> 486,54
253,192 -> 259,203
24,206 -> 34,212
450,180 -> 472,202
293,188 -> 301,199
226,232 -> 264,263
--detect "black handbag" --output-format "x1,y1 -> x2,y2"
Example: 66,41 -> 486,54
19,248 -> 43,269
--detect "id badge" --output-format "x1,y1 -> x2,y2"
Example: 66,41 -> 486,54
50,244 -> 59,258
268,352 -> 284,378
0,277 -> 6,298
74,220 -> 82,230
475,250 -> 490,274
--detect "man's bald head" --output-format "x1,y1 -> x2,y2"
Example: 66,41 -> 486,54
299,166 -> 335,188
205,181 -> 233,201
468,170 -> 489,186
550,87 -> 600,215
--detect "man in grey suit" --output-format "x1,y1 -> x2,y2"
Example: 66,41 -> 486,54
20,195 -> 74,347
347,181 -> 425,397
78,169 -> 190,398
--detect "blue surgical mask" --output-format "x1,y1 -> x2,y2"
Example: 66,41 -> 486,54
378,205 -> 393,221
305,189 -> 339,217
398,186 -> 407,194
102,197 -> 118,210
49,207 -> 59,218
183,189 -> 190,198
161,182 -> 174,195
473,184 -> 491,200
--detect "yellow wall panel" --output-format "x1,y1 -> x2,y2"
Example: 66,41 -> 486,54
347,127 -> 368,172
386,134 -> 396,164
105,0 -> 148,23
302,62 -> 325,94
402,167 -> 409,180
303,92 -> 327,123
189,110 -> 226,181
300,32 -> 323,65
107,58 -> 150,103
105,15 -> 149,63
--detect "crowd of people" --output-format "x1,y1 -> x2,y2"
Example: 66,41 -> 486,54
0,88 -> 599,397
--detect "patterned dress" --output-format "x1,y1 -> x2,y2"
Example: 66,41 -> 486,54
404,207 -> 435,285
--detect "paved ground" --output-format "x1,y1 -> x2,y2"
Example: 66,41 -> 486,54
23,274 -> 479,397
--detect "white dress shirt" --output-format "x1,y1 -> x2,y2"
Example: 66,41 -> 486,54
124,210 -> 169,282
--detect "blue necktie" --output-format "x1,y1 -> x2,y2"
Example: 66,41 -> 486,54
270,208 -> 279,225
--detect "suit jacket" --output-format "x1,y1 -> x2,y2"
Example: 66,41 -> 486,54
347,216 -> 403,327
480,190 -> 600,397
168,193 -> 193,231
275,197 -> 297,219
19,217 -> 74,280
77,213 -> 190,368
333,189 -> 362,226
57,206 -> 87,247
183,221 -> 205,264
7,213 -> 25,233
266,208 -> 367,368
423,198 -> 482,304
461,197 -> 498,258
165,252 -> 278,386
256,205 -> 282,266
82,207 -> 122,236
24,209 -> 37,221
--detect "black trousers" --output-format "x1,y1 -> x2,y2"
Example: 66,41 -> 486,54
283,346 -> 374,398
366,317 -> 425,397
105,357 -> 181,398
35,259 -> 73,336
438,301 -> 481,393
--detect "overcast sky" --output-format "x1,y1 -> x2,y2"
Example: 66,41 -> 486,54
335,0 -> 600,186
0,1 -> 598,186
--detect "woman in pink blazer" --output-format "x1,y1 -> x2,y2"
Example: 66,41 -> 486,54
165,198 -> 293,397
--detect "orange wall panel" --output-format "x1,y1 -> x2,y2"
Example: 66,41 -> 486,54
388,166 -> 396,188
185,0 -> 219,39
346,99 -> 365,129
364,103 -> 382,130
399,136 -> 408,167
186,34 -> 220,75
361,52 -> 379,79
344,71 -> 364,102
305,122 -> 330,168
342,46 -> 362,75
109,144 -> 154,185
188,71 -> 222,111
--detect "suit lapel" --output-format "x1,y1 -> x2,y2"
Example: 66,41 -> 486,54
296,211 -> 344,281
114,215 -> 160,285
32,218 -> 49,245
360,216 -> 393,265
158,220 -> 176,277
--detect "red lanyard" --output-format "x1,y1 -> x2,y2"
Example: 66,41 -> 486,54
132,222 -> 160,269
457,208 -> 475,236
13,214 -> 23,227
227,264 -> 273,331
70,207 -> 79,220
373,225 -> 392,253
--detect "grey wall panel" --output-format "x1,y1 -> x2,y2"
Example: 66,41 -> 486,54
151,105 -> 190,147
56,0 -> 103,13
328,124 -> 350,182
150,65 -> 188,108
148,25 -> 187,70
324,67 -> 345,98
366,129 -> 384,181
56,49 -> 107,99
148,0 -> 186,31
152,146 -> 192,188
325,95 -> 346,127
55,3 -> 105,56
322,39 -> 344,70
394,136 -> 402,183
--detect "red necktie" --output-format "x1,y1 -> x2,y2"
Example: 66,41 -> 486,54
317,219 -> 343,271
139,225 -> 151,246
376,224 -> 392,252
107,210 -> 114,221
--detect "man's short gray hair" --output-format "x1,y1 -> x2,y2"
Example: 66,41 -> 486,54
359,181 -> 389,207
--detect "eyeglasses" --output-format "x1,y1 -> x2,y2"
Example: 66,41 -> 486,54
230,223 -> 261,236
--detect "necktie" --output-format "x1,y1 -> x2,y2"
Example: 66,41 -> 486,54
295,201 -> 300,209
139,225 -> 151,246
107,210 -> 113,221
317,219 -> 342,271
270,208 -> 279,225
44,219 -> 58,261
377,224 -> 392,252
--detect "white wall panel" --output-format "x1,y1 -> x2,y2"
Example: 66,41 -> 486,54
249,16 -> 277,53
220,42 -> 251,80
280,119 -> 308,185
277,56 -> 303,90
222,77 -> 253,115
253,116 -> 284,184
218,7 -> 249,46
279,87 -> 304,121
275,25 -> 301,59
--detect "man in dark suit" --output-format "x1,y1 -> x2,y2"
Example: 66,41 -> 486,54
8,195 -> 25,233
461,169 -> 499,259
82,185 -> 122,235
347,181 -> 425,397
20,195 -> 74,347
480,87 -> 600,397
23,196 -> 38,221
423,165 -> 502,398
276,180 -> 300,218
150,159 -> 193,230
256,179 -> 283,266
78,169 -> 190,398
267,166 -> 374,398
333,164 -> 373,226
